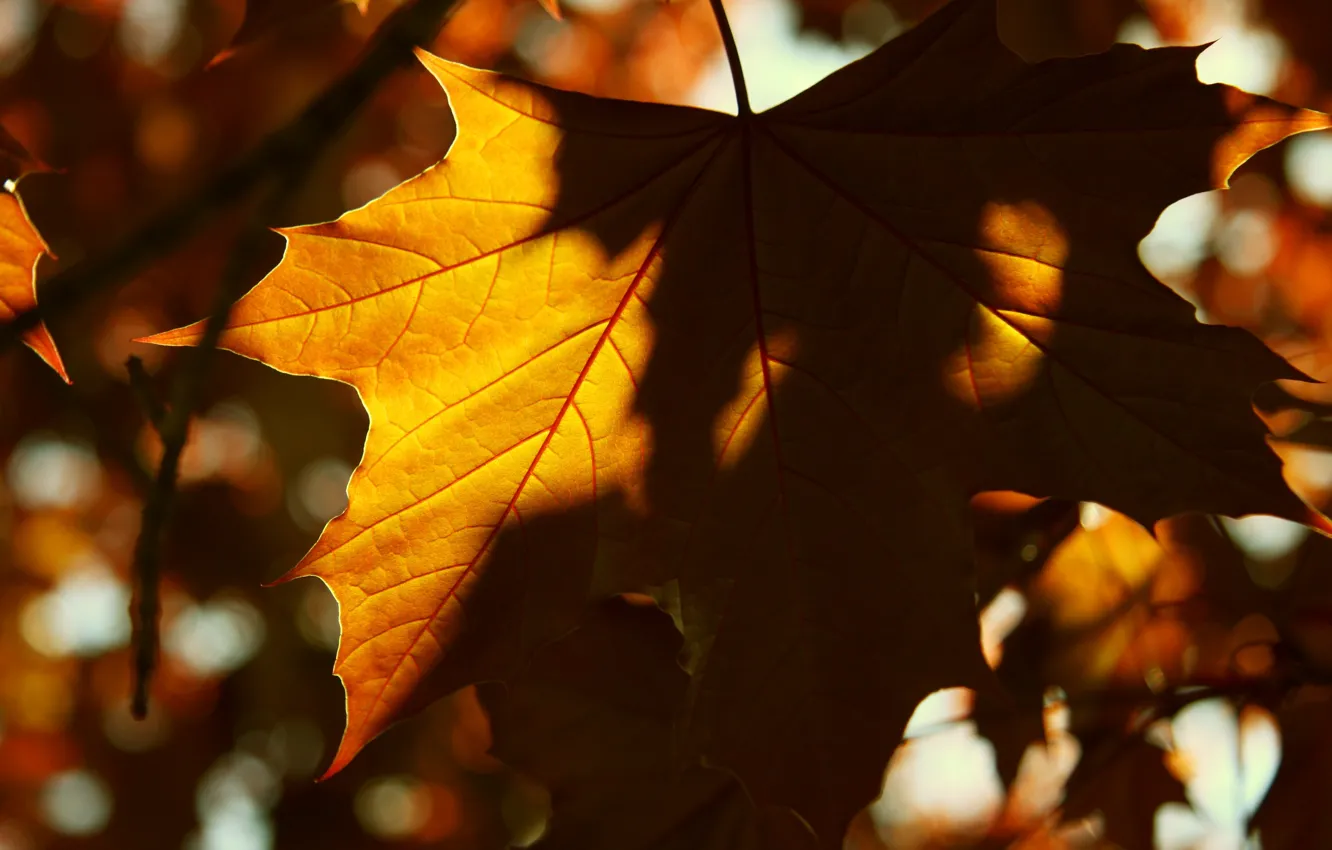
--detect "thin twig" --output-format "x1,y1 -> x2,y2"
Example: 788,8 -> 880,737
126,0 -> 462,716
126,355 -> 167,430
130,187 -> 262,716
130,170 -> 306,716
708,0 -> 751,117
0,0 -> 462,358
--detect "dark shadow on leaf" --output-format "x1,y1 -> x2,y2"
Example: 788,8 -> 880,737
477,596 -> 817,850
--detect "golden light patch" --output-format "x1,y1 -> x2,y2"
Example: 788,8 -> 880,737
712,329 -> 795,473
940,201 -> 1065,409
1035,512 -> 1162,630
977,200 -> 1069,270
942,307 -> 1046,410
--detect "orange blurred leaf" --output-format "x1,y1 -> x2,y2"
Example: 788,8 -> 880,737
0,183 -> 69,383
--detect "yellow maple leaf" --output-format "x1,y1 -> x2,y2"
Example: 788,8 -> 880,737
145,0 -> 1330,840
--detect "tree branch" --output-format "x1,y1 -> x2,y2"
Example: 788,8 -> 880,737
122,0 -> 462,717
0,0 -> 463,358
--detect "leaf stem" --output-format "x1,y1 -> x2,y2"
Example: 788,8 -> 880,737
126,355 -> 167,430
709,0 -> 751,117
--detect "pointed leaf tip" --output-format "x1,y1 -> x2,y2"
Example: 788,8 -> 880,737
134,320 -> 208,347
1305,508 -> 1332,539
318,710 -> 369,783
1,191 -> 68,382
27,325 -> 70,384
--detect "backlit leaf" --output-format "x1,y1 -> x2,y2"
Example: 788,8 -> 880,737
143,0 -> 1329,841
0,128 -> 68,383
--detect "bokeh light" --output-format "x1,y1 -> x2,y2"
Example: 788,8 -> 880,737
247,720 -> 324,781
1221,515 -> 1309,562
118,0 -> 186,66
6,435 -> 103,511
1285,133 -> 1332,207
1139,191 -> 1222,288
165,596 -> 266,678
1215,209 -> 1278,276
19,558 -> 131,658
40,769 -> 113,836
295,579 -> 341,651
0,0 -> 39,73
289,457 -> 352,531
1155,700 -> 1280,850
1117,14 -> 1163,48
979,587 -> 1026,669
1079,501 -> 1111,531
135,98 -> 197,174
340,157 -> 401,210
872,693 -> 1004,848
688,0 -> 873,113
191,752 -> 280,850
1196,26 -> 1286,95
354,775 -> 432,840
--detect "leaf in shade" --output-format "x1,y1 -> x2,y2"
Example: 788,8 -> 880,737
478,597 -> 817,850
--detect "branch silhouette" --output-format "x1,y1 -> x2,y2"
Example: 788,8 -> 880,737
0,0 -> 463,360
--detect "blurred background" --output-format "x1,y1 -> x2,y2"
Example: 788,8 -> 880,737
4,0 -> 1332,847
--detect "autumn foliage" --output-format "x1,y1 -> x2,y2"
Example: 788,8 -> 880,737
9,0 -> 1332,848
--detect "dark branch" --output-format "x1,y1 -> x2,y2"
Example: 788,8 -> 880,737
0,0 -> 463,358
124,0 -> 462,717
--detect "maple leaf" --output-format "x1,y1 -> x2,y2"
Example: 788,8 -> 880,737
0,127 -> 68,384
143,0 -> 1330,841
478,596 -> 816,849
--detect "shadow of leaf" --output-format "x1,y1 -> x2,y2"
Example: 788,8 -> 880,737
477,596 -> 817,850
